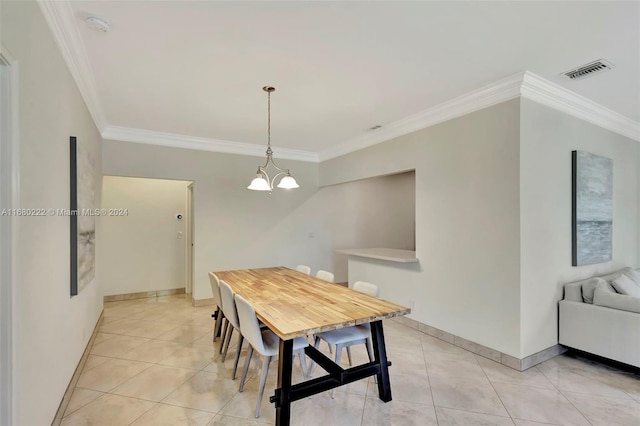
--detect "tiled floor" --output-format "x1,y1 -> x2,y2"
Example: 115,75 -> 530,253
62,294 -> 640,426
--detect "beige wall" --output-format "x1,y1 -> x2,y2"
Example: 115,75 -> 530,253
519,98 -> 640,357
101,142 -> 416,292
1,2 -> 103,424
0,4 -> 12,424
319,171 -> 415,281
102,141 -> 322,302
101,176 -> 190,296
321,97 -> 640,359
320,100 -> 523,356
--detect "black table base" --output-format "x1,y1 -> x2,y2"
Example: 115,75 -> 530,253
272,320 -> 392,426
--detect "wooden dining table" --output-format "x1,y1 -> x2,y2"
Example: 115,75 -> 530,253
213,266 -> 411,426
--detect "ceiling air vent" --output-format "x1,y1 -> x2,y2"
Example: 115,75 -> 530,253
562,59 -> 615,80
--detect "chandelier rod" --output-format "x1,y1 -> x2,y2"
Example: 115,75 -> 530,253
267,88 -> 271,150
247,85 -> 299,192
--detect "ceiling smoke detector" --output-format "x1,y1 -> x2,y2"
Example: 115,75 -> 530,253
85,16 -> 111,32
561,59 -> 614,80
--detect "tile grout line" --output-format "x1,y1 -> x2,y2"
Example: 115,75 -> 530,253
532,377 -> 638,400
125,401 -> 158,426
155,400 -> 219,416
407,328 -> 519,422
511,418 -> 563,426
535,365 -> 562,393
359,393 -> 368,426
486,379 -> 576,392
472,353 -> 515,423
534,359 -> 600,424
476,355 -> 562,392
93,327 -> 213,355
100,366 -> 205,406
101,297 -> 304,418
483,357 -> 593,426
554,388 -> 596,426
61,391 -> 110,421
70,297 -> 221,420
89,336 -> 219,375
95,323 -> 213,357
420,337 -> 439,424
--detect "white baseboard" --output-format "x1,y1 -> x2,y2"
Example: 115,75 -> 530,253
391,316 -> 565,371
51,312 -> 104,425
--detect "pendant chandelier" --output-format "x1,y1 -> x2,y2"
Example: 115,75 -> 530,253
247,86 -> 299,192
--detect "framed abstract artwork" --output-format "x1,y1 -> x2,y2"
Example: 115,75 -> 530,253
572,150 -> 613,266
70,136 -> 96,296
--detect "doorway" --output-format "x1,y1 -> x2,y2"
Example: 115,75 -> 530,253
0,46 -> 17,426
101,177 -> 193,300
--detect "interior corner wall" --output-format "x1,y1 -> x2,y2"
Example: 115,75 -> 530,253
101,140 -> 322,303
1,2 -> 103,425
101,176 -> 190,296
321,172 -> 416,282
519,98 -> 640,358
320,99 -> 522,357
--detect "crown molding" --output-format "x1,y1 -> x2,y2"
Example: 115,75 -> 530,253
102,126 -> 319,163
37,0 -> 106,132
520,71 -> 640,141
320,71 -> 640,161
39,0 -> 638,159
318,72 -> 525,161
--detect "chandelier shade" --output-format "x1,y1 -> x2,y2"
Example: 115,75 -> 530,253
277,175 -> 300,189
247,174 -> 271,191
247,86 -> 299,193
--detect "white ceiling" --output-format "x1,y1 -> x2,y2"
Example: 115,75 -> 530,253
61,1 -> 639,156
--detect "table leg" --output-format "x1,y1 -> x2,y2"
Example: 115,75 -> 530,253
370,320 -> 392,402
275,338 -> 294,426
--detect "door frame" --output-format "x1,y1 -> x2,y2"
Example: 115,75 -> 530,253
185,183 -> 194,298
0,44 -> 19,426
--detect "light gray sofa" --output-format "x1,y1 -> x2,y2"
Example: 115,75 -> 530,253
559,267 -> 640,368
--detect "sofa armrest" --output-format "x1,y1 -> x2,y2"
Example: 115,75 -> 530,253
559,300 -> 640,368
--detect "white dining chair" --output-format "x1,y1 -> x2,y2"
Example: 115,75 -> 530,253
309,281 -> 378,397
208,272 -> 227,344
315,270 -> 335,283
219,281 -> 246,379
295,265 -> 311,275
235,293 -> 309,418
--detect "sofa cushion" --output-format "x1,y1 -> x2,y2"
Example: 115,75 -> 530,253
564,282 -> 583,302
581,277 -> 613,304
621,267 -> 640,286
609,273 -> 640,297
599,270 -> 625,283
593,287 -> 640,314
